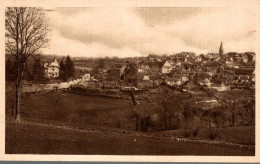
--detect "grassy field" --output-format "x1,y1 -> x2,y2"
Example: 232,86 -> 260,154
6,91 -> 137,130
5,121 -> 254,155
156,126 -> 255,145
5,89 -> 255,155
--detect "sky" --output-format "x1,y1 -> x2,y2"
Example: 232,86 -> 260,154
42,7 -> 256,58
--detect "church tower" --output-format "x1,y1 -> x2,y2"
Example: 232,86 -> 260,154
219,41 -> 224,56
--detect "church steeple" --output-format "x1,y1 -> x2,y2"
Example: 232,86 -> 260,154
219,41 -> 224,56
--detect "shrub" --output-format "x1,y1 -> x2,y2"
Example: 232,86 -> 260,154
182,129 -> 191,138
208,126 -> 221,140
192,127 -> 200,137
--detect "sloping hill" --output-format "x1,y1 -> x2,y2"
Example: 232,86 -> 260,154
19,91 -> 61,121
5,121 -> 254,155
16,91 -> 136,130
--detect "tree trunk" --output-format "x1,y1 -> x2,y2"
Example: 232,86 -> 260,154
11,97 -> 15,116
135,116 -> 139,131
14,63 -> 25,122
122,117 -> 124,128
164,111 -> 167,129
251,106 -> 254,125
232,104 -> 235,127
251,91 -> 255,125
15,85 -> 21,121
15,10 -> 20,122
168,115 -> 172,129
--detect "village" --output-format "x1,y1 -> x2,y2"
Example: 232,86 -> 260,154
4,6 -> 257,157
38,42 -> 255,96
14,42 -> 252,131
5,41 -> 255,156
5,41 -> 255,134
81,43 -> 255,93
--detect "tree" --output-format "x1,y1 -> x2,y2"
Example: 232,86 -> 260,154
244,89 -> 255,125
59,60 -> 65,80
5,7 -> 50,121
91,59 -> 105,75
219,41 -> 224,55
162,99 -> 184,130
32,56 -> 45,80
6,58 -> 17,82
64,55 -> 75,80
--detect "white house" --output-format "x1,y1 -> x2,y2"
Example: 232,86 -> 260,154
161,61 -> 172,74
165,77 -> 181,86
44,58 -> 60,78
252,70 -> 255,82
143,75 -> 149,81
82,73 -> 91,82
195,56 -> 202,62
210,83 -> 230,91
181,76 -> 189,83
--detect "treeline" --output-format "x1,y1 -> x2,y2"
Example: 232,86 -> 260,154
6,55 -> 46,82
129,89 -> 255,140
59,55 -> 75,81
6,55 -> 75,83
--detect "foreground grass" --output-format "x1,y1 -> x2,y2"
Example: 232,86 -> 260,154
156,126 -> 255,145
6,121 -> 254,155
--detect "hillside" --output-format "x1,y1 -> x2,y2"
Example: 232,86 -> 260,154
6,121 -> 254,155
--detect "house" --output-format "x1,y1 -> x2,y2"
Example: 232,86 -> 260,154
241,54 -> 249,63
106,68 -> 121,82
252,70 -> 255,82
211,53 -> 221,60
150,61 -> 163,73
174,52 -> 194,62
234,68 -> 254,76
143,75 -> 149,81
227,52 -> 239,59
210,82 -> 230,92
82,73 -> 91,82
123,62 -> 138,84
161,60 -> 172,74
195,56 -> 202,62
126,72 -> 154,89
165,77 -> 181,87
203,62 -> 220,75
165,73 -> 187,87
181,75 -> 189,83
196,72 -> 212,87
225,60 -> 234,67
149,75 -> 162,86
139,61 -> 150,70
168,61 -> 178,69
138,60 -> 163,73
109,64 -> 126,77
234,68 -> 255,85
120,65 -> 127,76
44,58 -> 59,78
205,53 -> 214,60
244,52 -> 255,62
182,62 -> 196,70
136,79 -> 154,89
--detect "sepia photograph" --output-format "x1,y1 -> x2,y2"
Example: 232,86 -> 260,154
3,2 -> 258,159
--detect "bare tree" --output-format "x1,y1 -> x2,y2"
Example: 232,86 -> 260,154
244,89 -> 255,125
5,7 -> 51,121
